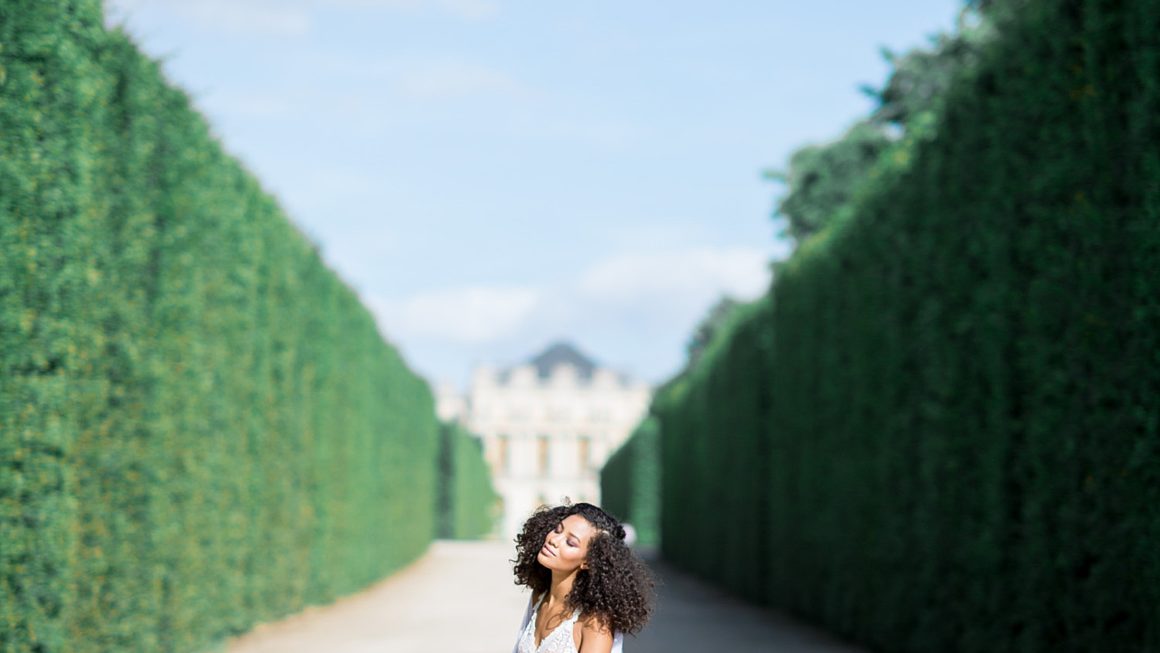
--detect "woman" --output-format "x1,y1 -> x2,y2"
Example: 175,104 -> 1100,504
511,502 -> 654,653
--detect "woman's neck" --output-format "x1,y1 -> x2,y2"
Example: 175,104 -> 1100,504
546,569 -> 578,606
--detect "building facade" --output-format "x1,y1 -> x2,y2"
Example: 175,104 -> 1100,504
437,343 -> 651,538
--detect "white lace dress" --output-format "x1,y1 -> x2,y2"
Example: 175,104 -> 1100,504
512,594 -> 625,653
516,594 -> 581,653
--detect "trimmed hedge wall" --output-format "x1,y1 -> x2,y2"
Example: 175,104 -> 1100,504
436,422 -> 499,539
599,416 -> 661,547
1,3 -> 448,651
654,299 -> 775,603
651,1 -> 1160,651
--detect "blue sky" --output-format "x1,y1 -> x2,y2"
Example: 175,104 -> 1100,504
106,0 -> 962,389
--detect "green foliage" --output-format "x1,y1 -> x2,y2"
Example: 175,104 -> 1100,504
1,6 -> 442,652
599,416 -> 661,548
766,121 -> 893,245
771,4 -> 997,250
652,0 -> 1160,651
436,422 -> 499,540
684,296 -> 743,371
865,6 -> 995,130
653,299 -> 775,603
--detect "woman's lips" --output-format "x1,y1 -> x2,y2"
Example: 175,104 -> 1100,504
540,545 -> 556,558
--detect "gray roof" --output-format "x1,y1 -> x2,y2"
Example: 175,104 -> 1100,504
528,342 -> 598,379
497,341 -> 618,383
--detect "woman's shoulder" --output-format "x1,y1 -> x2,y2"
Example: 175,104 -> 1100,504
576,613 -> 615,653
578,612 -> 613,636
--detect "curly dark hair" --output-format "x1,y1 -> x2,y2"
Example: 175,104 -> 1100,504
512,502 -> 654,635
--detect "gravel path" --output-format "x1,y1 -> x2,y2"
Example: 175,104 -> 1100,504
225,540 -> 866,653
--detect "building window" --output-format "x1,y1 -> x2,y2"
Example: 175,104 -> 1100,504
537,435 -> 550,476
578,436 -> 591,472
495,435 -> 509,476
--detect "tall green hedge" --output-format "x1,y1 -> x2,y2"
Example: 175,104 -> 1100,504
652,0 -> 1160,651
599,416 -> 661,548
654,299 -> 775,603
436,422 -> 499,539
1,3 -> 442,651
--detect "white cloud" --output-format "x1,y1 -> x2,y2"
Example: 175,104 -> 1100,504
577,247 -> 771,307
334,0 -> 499,20
108,0 -> 498,30
393,59 -> 530,101
199,3 -> 311,35
371,286 -> 541,344
116,0 -> 314,36
438,0 -> 499,19
365,246 -> 774,385
307,54 -> 533,103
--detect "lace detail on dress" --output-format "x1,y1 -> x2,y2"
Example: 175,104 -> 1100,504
516,595 -> 580,653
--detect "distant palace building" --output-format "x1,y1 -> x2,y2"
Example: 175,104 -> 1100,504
437,343 -> 652,537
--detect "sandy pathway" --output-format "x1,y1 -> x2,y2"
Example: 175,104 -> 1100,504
225,540 -> 866,653
225,540 -> 528,653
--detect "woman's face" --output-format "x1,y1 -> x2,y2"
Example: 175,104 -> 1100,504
537,514 -> 597,574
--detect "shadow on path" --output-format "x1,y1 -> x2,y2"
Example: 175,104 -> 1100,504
630,553 -> 867,653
